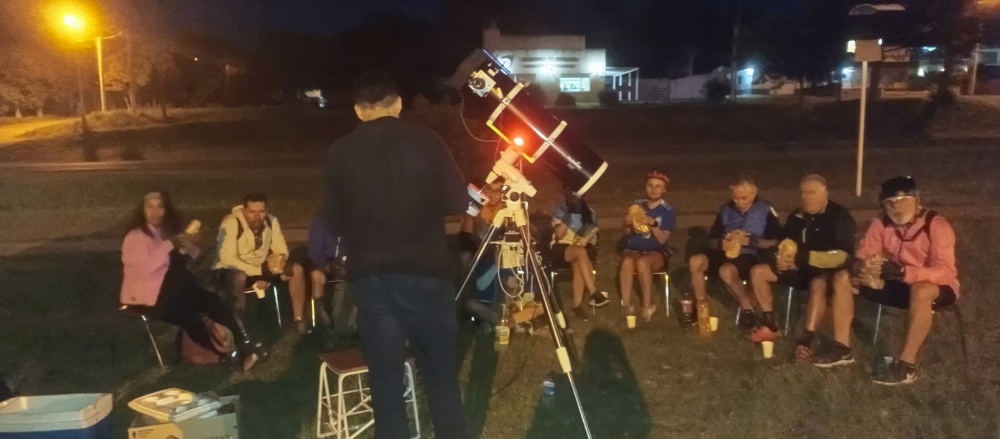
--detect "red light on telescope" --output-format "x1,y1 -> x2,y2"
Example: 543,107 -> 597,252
513,137 -> 524,146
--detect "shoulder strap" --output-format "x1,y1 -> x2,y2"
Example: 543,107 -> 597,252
919,210 -> 938,238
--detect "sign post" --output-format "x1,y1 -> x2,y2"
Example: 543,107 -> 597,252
847,3 -> 905,196
852,39 -> 883,197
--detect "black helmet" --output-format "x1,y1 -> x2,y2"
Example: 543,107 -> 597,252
879,176 -> 918,202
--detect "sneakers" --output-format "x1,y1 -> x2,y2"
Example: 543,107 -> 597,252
794,344 -> 814,365
588,292 -> 610,307
294,318 -> 311,335
737,309 -> 757,333
748,325 -> 780,343
813,343 -> 855,368
873,358 -> 917,386
572,306 -> 589,321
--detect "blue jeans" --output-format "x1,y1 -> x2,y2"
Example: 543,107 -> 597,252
351,274 -> 467,439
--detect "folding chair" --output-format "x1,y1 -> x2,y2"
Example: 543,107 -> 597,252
872,302 -> 968,360
118,305 -> 165,368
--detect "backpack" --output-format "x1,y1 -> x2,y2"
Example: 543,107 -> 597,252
235,216 -> 272,240
177,316 -> 235,366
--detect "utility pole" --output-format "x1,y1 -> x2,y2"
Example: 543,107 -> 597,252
96,36 -> 106,113
127,31 -> 136,112
730,0 -> 744,100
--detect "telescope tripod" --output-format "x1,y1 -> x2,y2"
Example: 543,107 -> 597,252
456,192 -> 593,439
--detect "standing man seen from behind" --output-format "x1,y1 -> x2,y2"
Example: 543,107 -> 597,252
323,71 -> 468,439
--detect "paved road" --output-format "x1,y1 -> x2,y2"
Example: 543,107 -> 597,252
2,136 -> 999,174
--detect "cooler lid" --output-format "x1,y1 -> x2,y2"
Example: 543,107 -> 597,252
0,393 -> 112,431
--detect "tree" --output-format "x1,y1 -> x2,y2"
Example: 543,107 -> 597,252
103,37 -> 176,108
0,43 -> 74,116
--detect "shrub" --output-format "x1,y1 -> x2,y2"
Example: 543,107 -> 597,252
598,90 -> 619,106
524,83 -> 547,106
554,92 -> 577,107
705,78 -> 730,103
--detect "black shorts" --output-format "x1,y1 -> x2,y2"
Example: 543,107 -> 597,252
549,243 -> 597,269
704,251 -> 759,281
775,268 -> 843,291
859,281 -> 957,310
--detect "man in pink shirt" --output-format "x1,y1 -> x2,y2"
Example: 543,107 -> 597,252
815,177 -> 959,386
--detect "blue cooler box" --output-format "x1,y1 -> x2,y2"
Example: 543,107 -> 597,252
0,393 -> 112,439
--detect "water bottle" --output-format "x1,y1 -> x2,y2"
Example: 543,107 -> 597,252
541,373 -> 556,405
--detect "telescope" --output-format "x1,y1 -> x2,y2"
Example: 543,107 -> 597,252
450,49 -> 605,438
449,49 -> 608,198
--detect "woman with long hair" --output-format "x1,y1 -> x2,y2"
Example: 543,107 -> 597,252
120,191 -> 259,371
551,186 -> 607,321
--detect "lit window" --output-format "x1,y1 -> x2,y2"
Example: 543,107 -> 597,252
559,78 -> 591,93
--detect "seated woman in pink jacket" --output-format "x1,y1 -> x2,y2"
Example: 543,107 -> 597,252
120,191 -> 259,371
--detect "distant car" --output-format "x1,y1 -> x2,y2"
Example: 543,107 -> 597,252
298,89 -> 327,109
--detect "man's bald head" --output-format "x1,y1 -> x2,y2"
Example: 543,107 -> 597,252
800,174 -> 829,214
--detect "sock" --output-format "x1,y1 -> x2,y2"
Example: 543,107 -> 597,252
797,330 -> 815,347
761,311 -> 778,332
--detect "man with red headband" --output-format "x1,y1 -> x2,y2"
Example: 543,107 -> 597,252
619,168 -> 676,323
816,176 -> 959,386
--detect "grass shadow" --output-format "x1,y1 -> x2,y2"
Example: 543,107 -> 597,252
524,328 -> 651,438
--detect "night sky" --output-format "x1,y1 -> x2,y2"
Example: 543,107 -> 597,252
159,0 -> 444,40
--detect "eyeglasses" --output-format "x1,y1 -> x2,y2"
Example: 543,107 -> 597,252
881,195 -> 915,208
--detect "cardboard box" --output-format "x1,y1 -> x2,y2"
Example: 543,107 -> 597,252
128,396 -> 239,439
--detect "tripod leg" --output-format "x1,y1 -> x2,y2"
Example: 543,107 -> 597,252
519,225 -> 593,439
455,225 -> 499,301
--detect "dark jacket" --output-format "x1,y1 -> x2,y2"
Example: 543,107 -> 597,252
783,201 -> 857,270
322,117 -> 468,281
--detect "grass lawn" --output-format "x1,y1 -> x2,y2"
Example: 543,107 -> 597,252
2,142 -> 997,243
1,213 -> 997,438
2,101 -> 1000,437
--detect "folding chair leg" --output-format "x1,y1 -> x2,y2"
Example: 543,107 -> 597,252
662,273 -> 670,317
141,316 -> 165,368
783,287 -> 794,335
311,299 -> 317,328
272,285 -> 282,327
954,307 -> 969,362
872,304 -> 883,346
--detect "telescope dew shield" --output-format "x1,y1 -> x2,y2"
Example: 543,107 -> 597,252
450,49 -> 609,196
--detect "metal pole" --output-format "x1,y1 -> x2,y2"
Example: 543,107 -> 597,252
729,0 -> 743,100
970,43 -> 981,96
96,37 -> 106,113
856,61 -> 869,197
76,50 -> 85,116
127,31 -> 136,112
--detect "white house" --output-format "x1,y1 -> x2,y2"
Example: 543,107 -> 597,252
482,23 -> 638,105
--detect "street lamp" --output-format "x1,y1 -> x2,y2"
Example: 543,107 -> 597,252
61,13 -> 118,113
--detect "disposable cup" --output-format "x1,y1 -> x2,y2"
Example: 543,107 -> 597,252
762,341 -> 774,359
626,315 -> 636,329
709,317 -> 719,332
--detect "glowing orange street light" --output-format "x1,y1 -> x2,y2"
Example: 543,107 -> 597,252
62,14 -> 84,31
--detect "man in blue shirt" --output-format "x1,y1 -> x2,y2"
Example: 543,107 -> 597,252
289,214 -> 344,333
619,169 -> 677,323
689,177 -> 782,332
